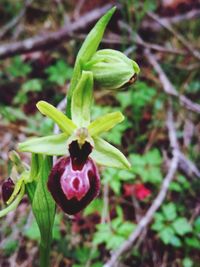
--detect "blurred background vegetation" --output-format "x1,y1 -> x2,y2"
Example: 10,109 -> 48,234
0,0 -> 200,266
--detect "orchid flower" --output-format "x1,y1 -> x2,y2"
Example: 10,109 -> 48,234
18,70 -> 130,214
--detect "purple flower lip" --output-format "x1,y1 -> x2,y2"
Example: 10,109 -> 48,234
47,141 -> 100,215
60,157 -> 91,201
2,178 -> 15,203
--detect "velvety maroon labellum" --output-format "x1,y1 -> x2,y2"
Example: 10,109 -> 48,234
48,142 -> 100,215
2,177 -> 15,203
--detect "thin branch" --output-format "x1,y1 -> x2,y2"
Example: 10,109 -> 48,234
147,12 -> 200,60
142,9 -> 200,31
101,182 -> 110,224
144,48 -> 200,114
0,4 -> 113,59
104,103 -> 179,267
178,152 -> 200,178
0,0 -> 33,39
119,21 -> 186,55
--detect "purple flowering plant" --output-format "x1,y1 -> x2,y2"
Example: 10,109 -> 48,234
0,6 -> 139,267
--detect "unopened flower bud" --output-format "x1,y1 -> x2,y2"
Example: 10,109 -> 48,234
2,178 -> 15,203
83,49 -> 140,90
47,141 -> 100,215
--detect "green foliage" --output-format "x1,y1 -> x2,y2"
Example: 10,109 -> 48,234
45,60 -> 73,86
14,79 -> 42,104
27,113 -> 54,136
184,216 -> 200,249
169,175 -> 191,192
129,149 -> 162,184
182,258 -> 194,267
105,119 -> 131,145
1,239 -> 18,256
72,246 -> 100,267
24,218 -> 41,241
152,203 -> 192,247
102,167 -> 135,195
83,198 -> 103,216
0,105 -> 26,122
24,214 -> 61,241
1,0 -> 23,19
93,207 -> 136,249
117,82 -> 156,117
6,56 -> 32,78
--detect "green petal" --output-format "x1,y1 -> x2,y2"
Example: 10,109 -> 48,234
91,137 -> 130,169
37,101 -> 76,134
71,71 -> 93,127
18,133 -> 68,155
88,112 -> 124,136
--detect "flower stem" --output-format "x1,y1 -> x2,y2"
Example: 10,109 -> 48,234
39,239 -> 51,267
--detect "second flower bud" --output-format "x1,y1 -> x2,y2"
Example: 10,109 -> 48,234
83,49 -> 140,90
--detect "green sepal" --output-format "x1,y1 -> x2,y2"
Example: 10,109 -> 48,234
91,137 -> 131,169
66,7 -> 116,116
6,178 -> 24,205
32,156 -> 55,267
0,184 -> 25,218
18,133 -> 68,155
88,111 -> 124,136
37,101 -> 77,134
71,71 -> 93,127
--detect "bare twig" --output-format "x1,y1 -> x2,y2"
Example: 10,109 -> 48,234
0,0 -> 33,39
101,182 -> 110,224
147,12 -> 200,60
104,103 -> 179,267
144,48 -> 200,114
142,9 -> 200,31
178,152 -> 200,178
0,4 -> 113,59
119,21 -> 186,55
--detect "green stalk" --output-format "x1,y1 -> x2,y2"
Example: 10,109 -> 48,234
30,155 -> 55,267
39,237 -> 51,267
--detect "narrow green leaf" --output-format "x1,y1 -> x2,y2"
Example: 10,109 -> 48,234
37,101 -> 77,134
71,71 -> 93,127
66,7 -> 116,116
78,7 -> 116,62
32,156 -> 55,267
30,153 -> 43,181
91,137 -> 130,169
18,133 -> 68,155
88,112 -> 124,136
